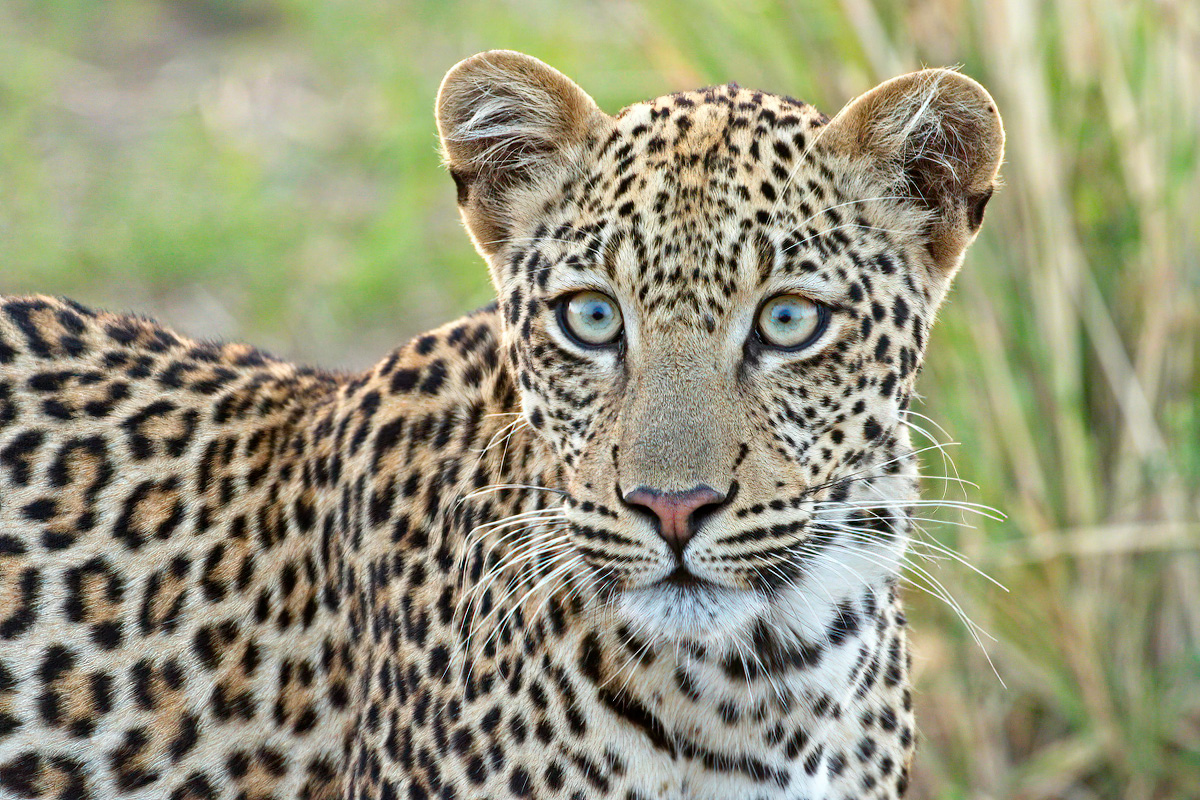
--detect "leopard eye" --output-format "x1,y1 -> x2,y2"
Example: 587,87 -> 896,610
559,290 -> 623,347
756,294 -> 828,349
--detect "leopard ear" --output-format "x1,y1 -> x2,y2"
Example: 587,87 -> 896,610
437,50 -> 607,256
822,69 -> 1004,275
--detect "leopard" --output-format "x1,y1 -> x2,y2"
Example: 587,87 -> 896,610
0,50 -> 1003,799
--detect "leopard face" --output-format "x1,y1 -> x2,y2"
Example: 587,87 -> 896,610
438,52 -> 1003,647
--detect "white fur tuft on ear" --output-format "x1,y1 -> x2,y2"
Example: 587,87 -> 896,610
436,51 -> 606,254
441,66 -> 573,171
823,68 -> 1005,271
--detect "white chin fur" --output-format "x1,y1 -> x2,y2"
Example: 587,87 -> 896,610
617,583 -> 767,644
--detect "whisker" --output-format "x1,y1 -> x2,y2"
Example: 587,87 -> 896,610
780,222 -> 914,255
812,498 -> 1005,521
458,483 -> 567,503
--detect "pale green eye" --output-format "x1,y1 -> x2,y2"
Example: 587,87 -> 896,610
560,291 -> 623,346
756,294 -> 827,349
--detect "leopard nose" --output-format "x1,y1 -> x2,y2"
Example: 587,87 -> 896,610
622,484 -> 728,556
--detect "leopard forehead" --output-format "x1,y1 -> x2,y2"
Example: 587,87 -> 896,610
498,83 -> 931,321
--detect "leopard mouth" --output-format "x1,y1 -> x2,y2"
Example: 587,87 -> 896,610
660,565 -> 707,589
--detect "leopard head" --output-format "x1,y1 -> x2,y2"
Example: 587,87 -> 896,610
437,51 -> 1003,645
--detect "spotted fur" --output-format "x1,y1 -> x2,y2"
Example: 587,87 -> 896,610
0,51 -> 1003,799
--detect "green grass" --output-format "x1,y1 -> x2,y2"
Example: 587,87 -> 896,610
2,0 -> 1197,796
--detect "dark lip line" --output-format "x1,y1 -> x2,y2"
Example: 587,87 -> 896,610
663,565 -> 704,588
655,565 -> 732,592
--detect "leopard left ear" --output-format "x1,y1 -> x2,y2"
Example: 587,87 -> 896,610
822,69 -> 1004,275
437,51 -> 608,258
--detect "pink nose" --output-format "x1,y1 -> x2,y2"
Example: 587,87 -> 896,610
622,484 -> 728,555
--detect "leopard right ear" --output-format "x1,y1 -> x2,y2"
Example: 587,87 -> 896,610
437,51 -> 607,257
820,69 -> 1004,277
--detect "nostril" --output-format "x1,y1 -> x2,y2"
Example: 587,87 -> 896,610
621,483 -> 729,555
690,496 -> 725,527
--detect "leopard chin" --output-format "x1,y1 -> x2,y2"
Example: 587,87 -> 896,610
616,580 -> 769,645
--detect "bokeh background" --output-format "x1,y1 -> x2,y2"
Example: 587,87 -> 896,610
2,0 -> 1198,796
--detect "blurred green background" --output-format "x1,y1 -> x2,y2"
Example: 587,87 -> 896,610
2,0 -> 1197,796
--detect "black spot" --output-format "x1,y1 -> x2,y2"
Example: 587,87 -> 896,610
828,602 -> 861,645
390,369 -> 420,393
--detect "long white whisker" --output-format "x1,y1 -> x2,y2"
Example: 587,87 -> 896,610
812,499 -> 1005,521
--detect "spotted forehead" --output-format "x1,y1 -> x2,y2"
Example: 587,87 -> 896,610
522,85 -> 901,321
615,82 -> 830,150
